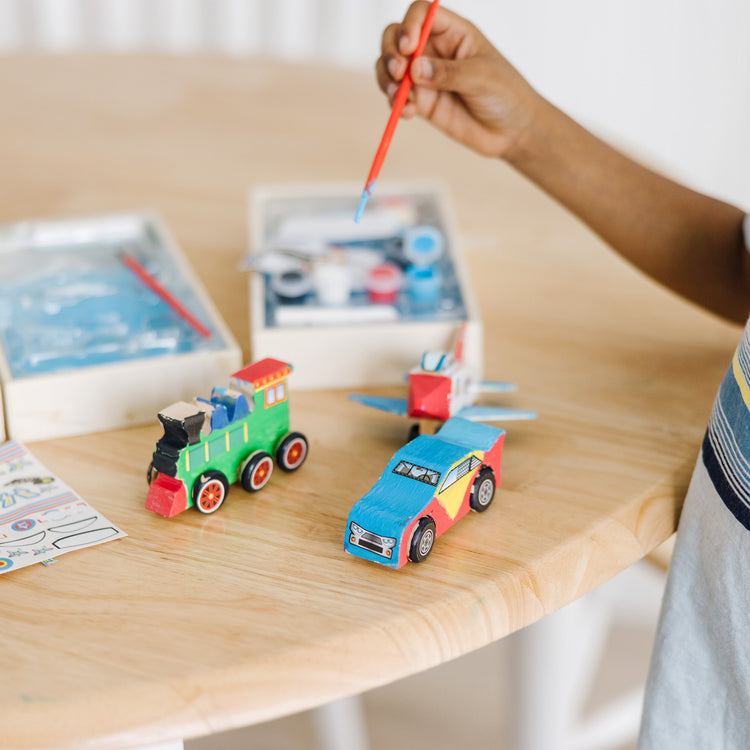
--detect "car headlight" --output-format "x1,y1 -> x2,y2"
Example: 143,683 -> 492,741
350,522 -> 364,536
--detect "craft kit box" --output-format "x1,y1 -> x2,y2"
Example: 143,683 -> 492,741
248,181 -> 482,390
0,212 -> 242,442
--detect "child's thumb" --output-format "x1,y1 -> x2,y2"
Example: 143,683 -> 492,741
411,56 -> 483,96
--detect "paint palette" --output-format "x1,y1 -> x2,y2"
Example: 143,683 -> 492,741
0,212 -> 241,441
247,182 -> 482,389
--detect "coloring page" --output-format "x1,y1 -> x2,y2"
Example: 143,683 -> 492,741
0,441 -> 126,573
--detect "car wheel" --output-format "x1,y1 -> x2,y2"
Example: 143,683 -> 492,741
276,432 -> 308,472
470,467 -> 495,512
193,470 -> 229,514
240,451 -> 274,492
408,517 -> 436,563
407,423 -> 420,442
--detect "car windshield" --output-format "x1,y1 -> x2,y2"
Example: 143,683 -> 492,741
392,460 -> 440,486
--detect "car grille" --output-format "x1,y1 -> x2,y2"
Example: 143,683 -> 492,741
349,526 -> 395,558
357,534 -> 385,554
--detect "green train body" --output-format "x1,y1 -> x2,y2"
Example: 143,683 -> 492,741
146,358 -> 308,517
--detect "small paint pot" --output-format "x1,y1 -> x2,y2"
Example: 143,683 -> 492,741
402,225 -> 444,266
346,247 -> 384,292
313,262 -> 352,306
366,262 -> 403,304
406,264 -> 442,306
270,269 -> 312,304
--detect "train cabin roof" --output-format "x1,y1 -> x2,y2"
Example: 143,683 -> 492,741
231,358 -> 292,389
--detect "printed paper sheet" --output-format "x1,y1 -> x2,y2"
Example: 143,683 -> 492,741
0,441 -> 126,573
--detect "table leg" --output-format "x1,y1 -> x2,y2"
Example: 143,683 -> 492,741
130,700 -> 367,750
507,595 -> 610,750
312,695 -> 369,750
507,560 -> 665,750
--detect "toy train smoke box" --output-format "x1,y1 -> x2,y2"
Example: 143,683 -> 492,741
247,181 -> 482,389
0,212 -> 242,441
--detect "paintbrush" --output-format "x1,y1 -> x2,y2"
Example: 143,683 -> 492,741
121,252 -> 211,338
355,0 -> 440,222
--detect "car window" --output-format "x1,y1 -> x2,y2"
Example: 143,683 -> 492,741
440,455 -> 481,493
392,460 -> 440,486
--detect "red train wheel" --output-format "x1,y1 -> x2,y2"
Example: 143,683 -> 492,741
240,451 -> 274,492
276,432 -> 308,472
193,471 -> 229,514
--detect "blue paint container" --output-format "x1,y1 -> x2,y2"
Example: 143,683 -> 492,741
403,225 -> 444,267
406,264 -> 442,306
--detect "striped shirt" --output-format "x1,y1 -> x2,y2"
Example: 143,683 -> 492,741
703,323 -> 750,530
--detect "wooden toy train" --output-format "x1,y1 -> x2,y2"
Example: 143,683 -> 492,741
146,358 -> 308,517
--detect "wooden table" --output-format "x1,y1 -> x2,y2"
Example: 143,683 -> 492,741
0,56 -> 741,750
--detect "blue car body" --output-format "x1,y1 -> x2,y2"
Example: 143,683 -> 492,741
345,417 -> 505,568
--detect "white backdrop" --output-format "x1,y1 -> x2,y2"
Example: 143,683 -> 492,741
1,0 -> 748,207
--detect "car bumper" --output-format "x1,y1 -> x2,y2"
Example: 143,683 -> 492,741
344,522 -> 402,568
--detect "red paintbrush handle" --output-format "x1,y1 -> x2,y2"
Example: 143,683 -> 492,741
364,0 -> 440,188
121,252 -> 211,339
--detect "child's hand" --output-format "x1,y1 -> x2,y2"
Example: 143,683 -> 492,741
376,1 -> 542,159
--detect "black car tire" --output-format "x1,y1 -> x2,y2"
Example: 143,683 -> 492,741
408,516 -> 436,563
470,467 -> 496,512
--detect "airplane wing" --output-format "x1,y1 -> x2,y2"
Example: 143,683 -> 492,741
456,404 -> 537,422
479,380 -> 518,393
348,394 -> 409,417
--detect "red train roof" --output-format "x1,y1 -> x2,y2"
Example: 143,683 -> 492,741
232,358 -> 292,388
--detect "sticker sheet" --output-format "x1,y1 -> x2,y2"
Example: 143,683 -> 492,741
0,441 -> 126,573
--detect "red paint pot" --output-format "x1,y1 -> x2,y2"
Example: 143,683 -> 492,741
366,262 -> 402,304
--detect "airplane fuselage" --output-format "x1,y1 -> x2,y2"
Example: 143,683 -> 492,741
407,364 -> 480,421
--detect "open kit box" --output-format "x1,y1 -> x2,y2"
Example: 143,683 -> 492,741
247,181 -> 482,389
0,212 -> 241,441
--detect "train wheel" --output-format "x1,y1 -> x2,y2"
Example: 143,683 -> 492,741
240,451 -> 274,492
276,432 -> 308,472
193,471 -> 229,514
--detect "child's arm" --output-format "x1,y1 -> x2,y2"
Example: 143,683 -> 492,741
379,1 -> 750,324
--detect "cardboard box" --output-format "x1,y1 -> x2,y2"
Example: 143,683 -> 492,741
0,212 -> 242,441
248,182 -> 482,390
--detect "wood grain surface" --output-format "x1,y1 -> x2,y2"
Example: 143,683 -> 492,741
0,55 -> 741,750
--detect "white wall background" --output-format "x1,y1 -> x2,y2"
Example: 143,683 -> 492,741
1,0 -> 748,207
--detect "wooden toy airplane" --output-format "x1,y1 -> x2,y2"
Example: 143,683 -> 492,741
349,323 -> 537,436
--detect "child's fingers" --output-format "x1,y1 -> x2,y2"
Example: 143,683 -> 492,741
375,56 -> 393,94
401,100 -> 418,119
399,2 -> 467,56
411,55 -> 491,96
383,81 -> 416,108
375,58 -> 417,110
380,23 -> 409,85
380,22 -> 402,59
398,1 -> 434,56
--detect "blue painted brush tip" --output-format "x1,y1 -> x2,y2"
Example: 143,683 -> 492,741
354,191 -> 369,223
355,181 -> 376,223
